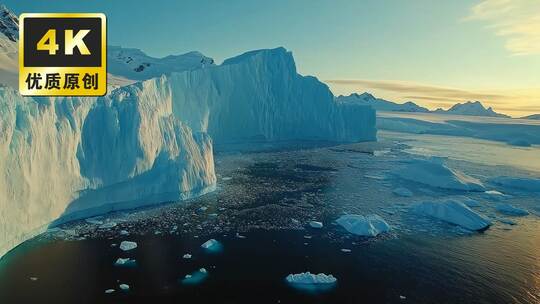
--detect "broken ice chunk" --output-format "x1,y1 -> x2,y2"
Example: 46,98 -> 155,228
119,284 -> 130,291
114,258 -> 137,267
309,221 -> 323,229
119,241 -> 137,251
336,214 -> 391,237
201,239 -> 222,252
183,254 -> 192,259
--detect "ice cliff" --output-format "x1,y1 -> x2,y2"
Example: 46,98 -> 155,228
0,81 -> 216,258
165,47 -> 376,144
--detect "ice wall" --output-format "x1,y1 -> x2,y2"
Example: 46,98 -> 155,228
0,81 -> 216,258
165,47 -> 376,144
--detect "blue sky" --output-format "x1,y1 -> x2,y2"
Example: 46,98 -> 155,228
5,0 -> 540,116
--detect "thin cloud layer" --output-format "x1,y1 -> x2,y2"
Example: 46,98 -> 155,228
466,0 -> 540,55
325,78 -> 540,117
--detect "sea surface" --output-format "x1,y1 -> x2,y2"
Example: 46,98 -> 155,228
0,131 -> 538,303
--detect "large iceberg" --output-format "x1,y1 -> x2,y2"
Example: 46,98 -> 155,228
393,158 -> 485,191
0,84 -> 217,258
412,199 -> 491,231
165,47 -> 376,144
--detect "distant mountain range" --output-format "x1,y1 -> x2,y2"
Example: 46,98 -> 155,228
336,93 -> 512,118
521,114 -> 540,120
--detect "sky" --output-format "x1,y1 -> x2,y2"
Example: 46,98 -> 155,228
5,0 -> 540,117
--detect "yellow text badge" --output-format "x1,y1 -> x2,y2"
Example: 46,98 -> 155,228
19,13 -> 106,96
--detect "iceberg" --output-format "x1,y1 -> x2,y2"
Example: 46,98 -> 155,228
166,47 -> 376,144
0,85 -> 216,258
181,268 -> 209,285
285,272 -> 337,292
114,257 -> 137,267
412,200 -> 491,231
336,214 -> 391,237
393,158 -> 485,191
495,203 -> 529,216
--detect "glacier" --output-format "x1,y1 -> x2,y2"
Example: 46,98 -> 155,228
0,83 -> 217,258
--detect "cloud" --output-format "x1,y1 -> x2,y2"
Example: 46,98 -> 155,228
326,79 -> 510,102
465,0 -> 540,55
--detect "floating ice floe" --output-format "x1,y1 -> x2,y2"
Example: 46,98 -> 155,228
393,187 -> 413,197
104,289 -> 115,294
201,239 -> 222,252
181,268 -> 209,285
285,272 -> 337,291
29,277 -> 38,281
490,177 -> 540,192
183,254 -> 192,259
119,241 -> 138,251
119,230 -> 129,236
336,214 -> 391,237
412,199 -> 491,231
309,221 -> 323,229
98,222 -> 117,229
119,284 -> 130,291
114,258 -> 137,267
340,248 -> 352,253
495,203 -> 529,216
393,158 -> 485,191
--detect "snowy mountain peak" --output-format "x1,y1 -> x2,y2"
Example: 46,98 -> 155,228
108,45 -> 215,81
0,5 -> 18,43
336,92 -> 429,113
444,101 -> 509,118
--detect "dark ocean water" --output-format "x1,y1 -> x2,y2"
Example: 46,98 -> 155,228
0,138 -> 539,303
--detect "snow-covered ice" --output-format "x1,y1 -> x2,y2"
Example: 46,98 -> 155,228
393,158 -> 485,191
412,199 -> 491,231
495,204 -> 529,216
119,241 -> 138,251
336,214 -> 391,237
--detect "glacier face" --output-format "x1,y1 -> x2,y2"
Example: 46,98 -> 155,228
164,47 -> 376,144
0,81 -> 216,258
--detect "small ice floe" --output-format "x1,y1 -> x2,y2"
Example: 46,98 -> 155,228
412,199 -> 491,231
201,239 -> 222,252
119,284 -> 130,291
309,221 -> 323,229
154,231 -> 161,235
392,158 -> 485,191
181,268 -> 209,285
291,219 -> 300,225
490,176 -> 540,192
98,222 -> 117,229
400,295 -> 407,300
495,203 -> 529,216
285,272 -> 337,291
340,248 -> 352,253
119,230 -> 129,236
198,206 -> 208,212
235,232 -> 246,239
114,258 -> 137,267
222,177 -> 232,181
85,217 -> 103,225
208,213 -> 218,217
336,214 -> 391,237
29,277 -> 38,281
119,241 -> 138,251
393,187 -> 413,197
104,289 -> 115,294
304,235 -> 312,239
183,254 -> 192,259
